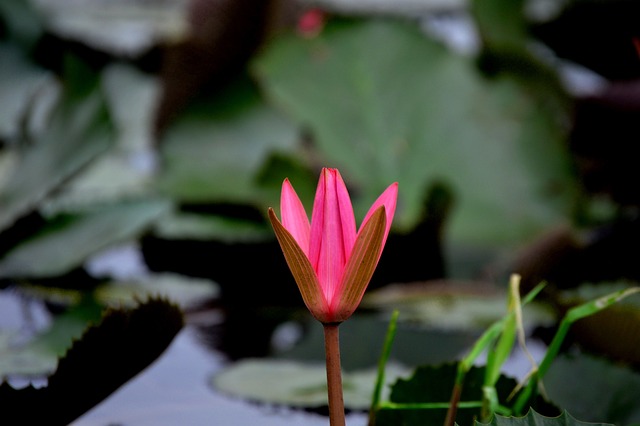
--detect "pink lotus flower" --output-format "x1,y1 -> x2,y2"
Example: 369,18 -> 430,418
268,168 -> 398,324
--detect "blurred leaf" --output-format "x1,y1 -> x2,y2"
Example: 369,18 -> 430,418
363,281 -> 555,331
33,0 -> 189,56
157,78 -> 302,205
153,211 -> 272,243
0,0 -> 44,49
212,358 -> 409,410
254,19 -> 577,245
471,0 -> 527,52
544,354 -> 640,425
0,199 -> 171,279
0,57 -> 114,232
95,272 -> 219,309
0,43 -> 54,143
476,410 -> 614,426
0,297 -> 102,379
278,314 -> 482,370
0,298 -> 183,426
43,64 -> 162,213
557,282 -> 640,364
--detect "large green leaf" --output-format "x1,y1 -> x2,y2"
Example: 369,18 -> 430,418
477,410 -> 614,426
0,58 -> 114,232
254,19 -> 577,245
157,78 -> 302,205
545,354 -> 640,425
0,199 -> 171,279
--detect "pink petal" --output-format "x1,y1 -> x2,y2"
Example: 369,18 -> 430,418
335,170 -> 357,259
360,182 -> 398,254
280,179 -> 311,255
309,170 -> 326,270
311,169 -> 348,304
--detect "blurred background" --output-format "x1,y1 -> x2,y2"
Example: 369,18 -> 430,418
1,0 -> 640,424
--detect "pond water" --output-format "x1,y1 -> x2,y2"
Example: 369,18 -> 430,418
71,327 -> 367,425
0,243 -> 550,425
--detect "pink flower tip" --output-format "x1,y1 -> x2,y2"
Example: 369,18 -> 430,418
269,168 -> 398,324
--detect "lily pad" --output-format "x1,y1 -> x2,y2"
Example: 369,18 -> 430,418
0,297 -> 183,425
212,358 -> 409,410
374,363 -> 556,425
152,211 -> 273,243
157,78 -> 302,205
477,410 -> 614,426
0,296 -> 103,379
95,272 -> 219,309
253,18 -> 577,244
0,57 -> 114,232
544,354 -> 640,425
363,281 -> 555,330
0,199 -> 171,279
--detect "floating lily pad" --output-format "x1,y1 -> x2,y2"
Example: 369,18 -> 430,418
0,298 -> 183,425
212,358 -> 409,410
545,354 -> 640,425
476,410 -> 614,426
95,272 -> 219,309
363,281 -> 555,330
0,199 -> 171,279
0,296 -> 103,379
254,18 -> 577,244
374,363 -> 556,425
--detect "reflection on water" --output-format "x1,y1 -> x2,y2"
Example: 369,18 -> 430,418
72,327 -> 367,425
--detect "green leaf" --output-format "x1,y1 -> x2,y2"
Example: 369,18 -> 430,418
0,199 -> 171,279
157,78 -> 301,205
545,354 -> 640,425
254,18 -> 577,245
33,0 -> 189,56
0,0 -> 44,49
0,43 -> 54,143
43,64 -> 161,213
374,363 -> 556,425
153,211 -> 272,243
212,358 -> 409,410
476,410 -> 614,426
362,281 -> 555,331
0,298 -> 183,426
0,58 -> 114,232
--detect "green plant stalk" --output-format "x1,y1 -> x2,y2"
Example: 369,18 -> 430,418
324,323 -> 346,426
445,279 -> 546,424
369,310 -> 400,425
512,286 -> 640,414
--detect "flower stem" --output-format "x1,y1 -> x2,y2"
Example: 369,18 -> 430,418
323,323 -> 346,426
